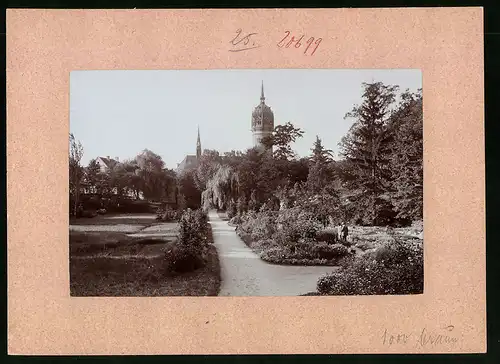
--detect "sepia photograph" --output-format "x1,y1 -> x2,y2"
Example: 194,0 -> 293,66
69,69 -> 423,297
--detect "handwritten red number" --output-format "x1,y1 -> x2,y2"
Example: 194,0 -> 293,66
277,31 -> 290,48
294,35 -> 304,48
285,36 -> 296,48
278,32 -> 321,55
311,38 -> 322,55
304,37 -> 315,55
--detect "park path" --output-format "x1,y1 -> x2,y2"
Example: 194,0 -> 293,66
208,211 -> 338,296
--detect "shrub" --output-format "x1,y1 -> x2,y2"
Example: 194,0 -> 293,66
156,206 -> 182,222
228,215 -> 242,226
237,195 -> 247,216
250,211 -> 278,241
276,207 -> 322,244
312,242 -> 349,260
163,244 -> 205,274
165,208 -> 212,274
316,228 -> 339,244
81,210 -> 97,218
317,239 -> 423,295
227,200 -> 237,219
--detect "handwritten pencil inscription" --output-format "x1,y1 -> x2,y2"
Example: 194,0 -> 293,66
229,29 -> 261,52
382,325 -> 459,348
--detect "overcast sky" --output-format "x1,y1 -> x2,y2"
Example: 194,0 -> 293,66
70,69 -> 421,169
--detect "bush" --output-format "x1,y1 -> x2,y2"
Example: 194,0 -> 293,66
163,208 -> 212,274
312,242 -> 349,260
316,228 -> 339,244
228,215 -> 242,226
81,210 -> 97,218
163,244 -> 205,274
276,207 -> 321,244
317,239 -> 423,295
227,200 -> 237,219
156,206 -> 182,222
250,211 -> 278,241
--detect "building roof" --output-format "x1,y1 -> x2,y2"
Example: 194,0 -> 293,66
98,156 -> 119,169
176,155 -> 198,173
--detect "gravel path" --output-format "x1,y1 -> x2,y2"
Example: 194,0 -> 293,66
209,211 -> 338,296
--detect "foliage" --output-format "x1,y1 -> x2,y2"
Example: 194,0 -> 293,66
227,199 -> 237,219
316,228 -> 340,244
387,90 -> 423,220
337,82 -> 423,225
156,206 -> 182,222
194,150 -> 223,191
236,195 -> 247,216
317,239 -> 423,295
69,133 -> 84,216
339,82 -> 399,225
202,164 -> 236,210
177,170 -> 201,210
276,207 -> 322,244
262,122 -> 305,160
165,209 -> 211,274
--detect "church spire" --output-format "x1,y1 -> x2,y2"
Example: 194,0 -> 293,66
260,80 -> 265,103
196,126 -> 201,159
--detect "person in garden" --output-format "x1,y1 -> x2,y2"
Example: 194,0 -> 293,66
341,223 -> 349,242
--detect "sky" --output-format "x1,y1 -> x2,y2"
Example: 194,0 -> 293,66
70,69 -> 421,169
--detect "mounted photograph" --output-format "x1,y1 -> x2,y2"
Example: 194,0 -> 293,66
69,69 -> 423,297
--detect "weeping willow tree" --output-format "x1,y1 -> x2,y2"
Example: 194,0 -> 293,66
201,165 -> 239,211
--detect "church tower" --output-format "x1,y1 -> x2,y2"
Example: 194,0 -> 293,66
251,81 -> 275,150
196,126 -> 202,159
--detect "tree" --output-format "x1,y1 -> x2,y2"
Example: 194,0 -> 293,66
307,136 -> 334,194
339,82 -> 399,225
85,159 -> 102,194
201,164 -> 235,210
178,170 -> 202,209
310,135 -> 334,165
135,149 -> 167,200
388,89 -> 423,221
69,133 -> 84,216
262,122 -> 304,160
194,149 -> 222,191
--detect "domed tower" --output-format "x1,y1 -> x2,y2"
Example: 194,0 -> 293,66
251,81 -> 275,150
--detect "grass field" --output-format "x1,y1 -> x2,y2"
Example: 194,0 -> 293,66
70,228 -> 221,296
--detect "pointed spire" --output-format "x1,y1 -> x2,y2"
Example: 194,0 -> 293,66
260,80 -> 265,103
196,125 -> 201,159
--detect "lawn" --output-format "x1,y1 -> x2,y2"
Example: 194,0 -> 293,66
70,230 -> 221,296
69,213 -> 158,226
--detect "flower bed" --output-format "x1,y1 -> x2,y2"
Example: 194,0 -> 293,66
316,238 -> 423,295
235,209 -> 351,266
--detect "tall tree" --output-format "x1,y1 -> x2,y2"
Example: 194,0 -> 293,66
69,133 -> 84,216
388,89 -> 423,220
339,81 -> 398,225
307,136 -> 335,194
310,135 -> 334,165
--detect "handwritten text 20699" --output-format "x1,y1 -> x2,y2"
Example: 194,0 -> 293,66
277,31 -> 322,56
